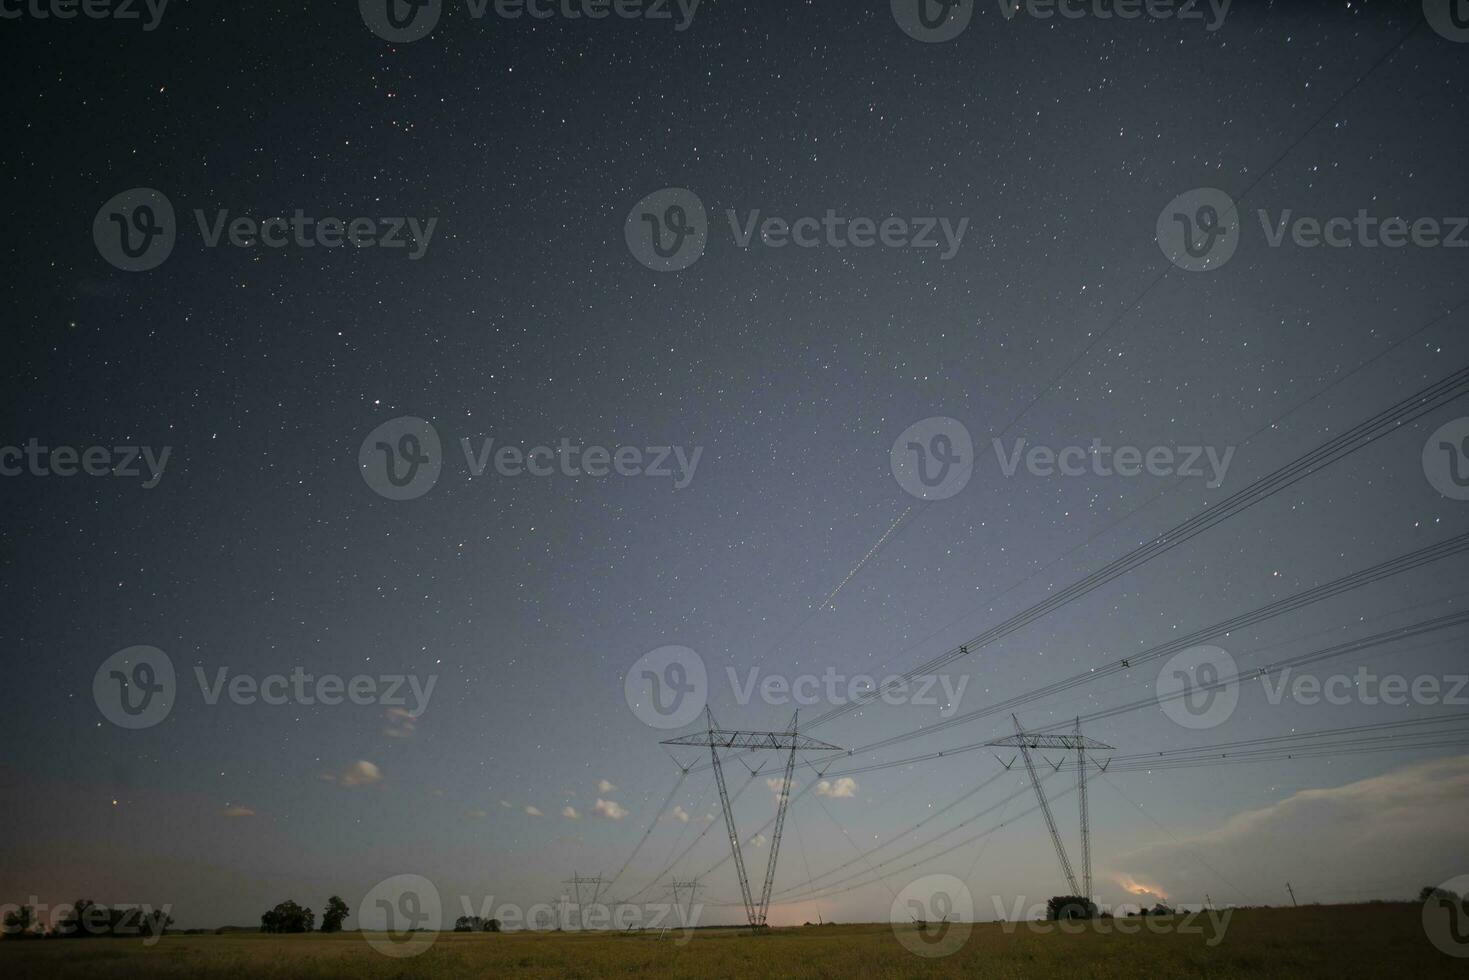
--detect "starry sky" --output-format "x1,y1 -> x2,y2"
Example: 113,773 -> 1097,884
2,0 -> 1468,931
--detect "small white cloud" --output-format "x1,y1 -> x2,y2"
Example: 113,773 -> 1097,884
339,760 -> 382,787
563,806 -> 580,819
594,798 -> 629,820
671,805 -> 690,823
766,777 -> 798,802
525,805 -> 543,817
384,707 -> 417,738
222,804 -> 255,817
816,777 -> 858,799
598,779 -> 616,793
499,800 -> 512,808
749,833 -> 768,849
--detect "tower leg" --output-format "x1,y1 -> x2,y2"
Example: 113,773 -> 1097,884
707,708 -> 757,927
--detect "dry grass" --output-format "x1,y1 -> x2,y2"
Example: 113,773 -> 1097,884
0,904 -> 1459,979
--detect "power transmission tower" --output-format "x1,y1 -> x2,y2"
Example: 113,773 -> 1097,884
987,715 -> 1113,901
562,873 -> 604,929
662,707 -> 841,929
668,878 -> 701,927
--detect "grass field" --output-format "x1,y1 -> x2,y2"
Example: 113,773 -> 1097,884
1,904 -> 1461,978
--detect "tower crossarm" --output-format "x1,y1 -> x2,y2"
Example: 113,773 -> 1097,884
662,730 -> 842,752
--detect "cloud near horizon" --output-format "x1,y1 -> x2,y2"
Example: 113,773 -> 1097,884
1112,755 -> 1469,906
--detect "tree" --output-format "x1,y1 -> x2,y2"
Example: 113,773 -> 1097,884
260,900 -> 314,934
2,904 -> 37,938
320,896 -> 349,933
454,915 -> 502,932
1046,895 -> 1098,921
52,900 -> 172,938
56,900 -> 106,937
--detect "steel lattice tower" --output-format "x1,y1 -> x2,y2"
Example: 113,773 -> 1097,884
662,708 -> 841,928
987,715 -> 1113,902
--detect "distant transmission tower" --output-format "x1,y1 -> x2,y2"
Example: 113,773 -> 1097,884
668,878 -> 701,925
988,714 -> 1113,901
662,708 -> 841,929
562,872 -> 604,929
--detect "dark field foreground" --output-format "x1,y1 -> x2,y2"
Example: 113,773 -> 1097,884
1,904 -> 1463,979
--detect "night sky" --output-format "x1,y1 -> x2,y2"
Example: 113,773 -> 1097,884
2,0 -> 1468,932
